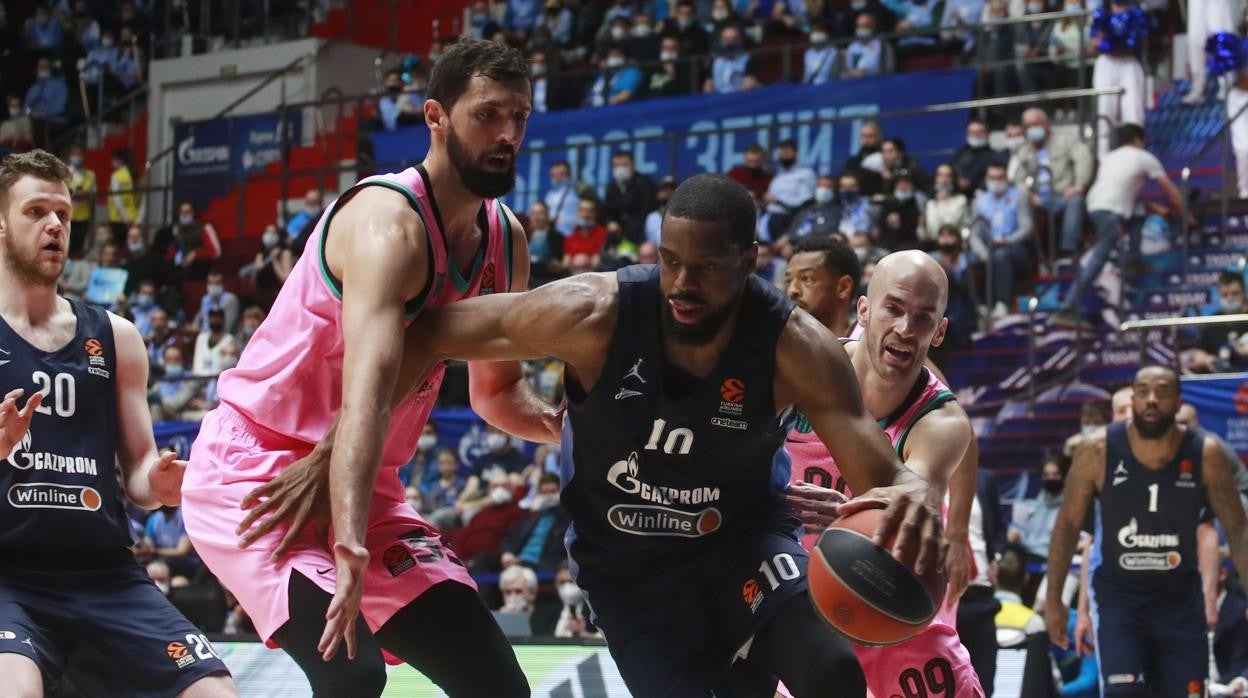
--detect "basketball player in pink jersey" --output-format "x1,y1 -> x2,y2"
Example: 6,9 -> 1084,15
181,40 -> 554,697
783,247 -> 984,697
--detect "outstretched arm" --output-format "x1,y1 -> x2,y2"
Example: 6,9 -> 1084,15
1046,434 -> 1103,649
467,209 -> 564,444
1203,435 -> 1248,597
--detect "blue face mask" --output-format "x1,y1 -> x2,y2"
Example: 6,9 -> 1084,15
136,294 -> 154,310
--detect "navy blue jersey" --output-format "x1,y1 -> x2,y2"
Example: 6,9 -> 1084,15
560,265 -> 799,588
1093,421 -> 1206,593
0,300 -> 133,571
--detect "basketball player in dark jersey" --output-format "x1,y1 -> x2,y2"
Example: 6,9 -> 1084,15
274,174 -> 947,696
1046,365 -> 1248,697
0,150 -> 234,697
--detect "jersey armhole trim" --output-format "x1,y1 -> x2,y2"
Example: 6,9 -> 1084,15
500,202 -> 514,292
894,390 -> 957,457
316,179 -> 433,319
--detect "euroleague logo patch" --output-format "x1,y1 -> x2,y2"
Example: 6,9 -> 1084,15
166,641 -> 195,669
1177,458 -> 1196,487
718,378 -> 745,416
479,262 -> 497,295
383,544 -> 416,577
85,338 -> 109,378
84,338 -> 104,357
742,579 -> 764,614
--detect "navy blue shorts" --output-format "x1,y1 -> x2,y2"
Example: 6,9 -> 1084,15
1090,573 -> 1206,697
578,527 -> 809,698
0,566 -> 230,697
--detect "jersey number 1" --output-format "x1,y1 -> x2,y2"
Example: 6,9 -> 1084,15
1147,483 -> 1158,513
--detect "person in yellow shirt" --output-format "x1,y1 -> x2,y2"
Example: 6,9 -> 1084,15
67,144 -> 96,256
108,147 -> 138,245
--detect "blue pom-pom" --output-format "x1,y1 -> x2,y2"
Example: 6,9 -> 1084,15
1206,32 -> 1245,78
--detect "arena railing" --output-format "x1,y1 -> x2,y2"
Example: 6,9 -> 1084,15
548,9 -> 1094,122
1177,94 -> 1248,280
1119,312 -> 1248,369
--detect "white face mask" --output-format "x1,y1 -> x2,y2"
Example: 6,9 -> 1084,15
1081,424 -> 1099,436
1064,3 -> 1081,10
987,180 -> 1007,194
261,231 -> 279,248
810,32 -> 828,44
606,55 -> 625,68
1005,136 -> 1025,152
418,435 -> 437,451
490,486 -> 513,505
613,166 -> 631,181
1224,299 -> 1245,313
814,186 -> 834,204
611,26 -> 627,40
486,433 -> 508,451
1026,125 -> 1047,143
855,27 -> 873,39
894,189 -> 913,202
660,50 -> 678,61
853,246 -> 868,260
207,284 -> 224,297
1027,1 -> 1044,11
9,107 -> 21,119
967,136 -> 987,148
179,214 -> 195,225
632,24 -> 652,37
503,591 -> 530,612
712,8 -> 729,20
558,581 -> 583,607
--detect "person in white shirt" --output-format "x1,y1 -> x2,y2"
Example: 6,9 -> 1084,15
920,163 -> 969,244
1053,124 -> 1184,325
1181,0 -> 1235,104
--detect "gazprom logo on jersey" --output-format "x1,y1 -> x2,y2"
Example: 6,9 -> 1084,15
8,483 -> 102,511
6,430 -> 98,476
1117,517 -> 1182,571
606,452 -> 722,537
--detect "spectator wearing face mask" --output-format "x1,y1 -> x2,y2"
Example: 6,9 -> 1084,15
286,189 -> 323,256
970,162 -> 1033,319
194,270 -> 240,334
835,171 -> 876,238
878,137 -> 930,195
1062,400 -> 1109,457
468,0 -> 503,39
526,200 -> 566,283
64,144 -> 95,255
848,231 -> 888,266
187,342 -> 237,420
625,13 -> 661,61
149,345 -> 198,421
473,426 -> 532,481
920,163 -> 969,246
240,224 -> 293,308
708,0 -> 745,36
587,45 -> 644,106
787,175 -> 843,239
727,144 -> 774,203
705,25 -> 761,93
554,565 -> 601,638
193,308 -> 238,376
603,150 -> 656,245
121,224 -> 177,298
501,473 -> 570,571
496,564 -> 540,630
842,120 -> 885,195
644,177 -> 677,246
107,148 -> 138,245
25,57 -> 68,124
1009,456 -> 1067,565
878,174 -> 922,250
952,119 -> 1001,194
763,139 -> 817,240
1010,107 -> 1094,258
236,306 -> 266,350
0,95 -> 33,152
663,0 -> 711,55
144,308 -> 177,369
128,280 -> 161,337
544,161 -> 581,236
929,224 -> 975,351
649,37 -> 699,98
1186,271 -> 1248,373
1002,122 -> 1027,180
844,13 -> 890,78
423,448 -> 469,531
562,199 -> 608,269
803,20 -> 839,84
25,6 -> 63,52
166,201 -> 222,280
448,472 -> 527,563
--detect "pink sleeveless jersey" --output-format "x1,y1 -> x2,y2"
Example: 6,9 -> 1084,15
785,361 -> 984,698
215,167 -> 513,502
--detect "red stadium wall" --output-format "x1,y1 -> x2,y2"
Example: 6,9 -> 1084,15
311,0 -> 470,55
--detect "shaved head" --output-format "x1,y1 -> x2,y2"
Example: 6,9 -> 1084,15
857,251 -> 950,383
867,250 -> 949,316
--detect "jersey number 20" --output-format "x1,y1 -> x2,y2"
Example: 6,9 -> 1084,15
32,371 -> 75,418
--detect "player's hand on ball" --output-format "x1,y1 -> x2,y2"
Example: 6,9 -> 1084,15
784,482 -> 849,533
842,481 -> 945,575
1074,610 -> 1095,656
319,542 -> 369,662
237,446 -> 332,559
0,388 -> 41,457
147,450 -> 188,506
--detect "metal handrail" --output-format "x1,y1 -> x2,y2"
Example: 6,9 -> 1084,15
1179,95 -> 1248,280
1119,313 -> 1248,369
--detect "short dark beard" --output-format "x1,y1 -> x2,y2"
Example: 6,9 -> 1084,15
3,232 -> 60,286
1133,412 -> 1176,439
446,125 -> 516,199
660,293 -> 736,346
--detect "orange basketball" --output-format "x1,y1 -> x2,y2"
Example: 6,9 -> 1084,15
808,506 -> 946,646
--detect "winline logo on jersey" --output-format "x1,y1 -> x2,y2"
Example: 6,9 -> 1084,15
1116,517 -> 1182,571
605,452 -> 722,537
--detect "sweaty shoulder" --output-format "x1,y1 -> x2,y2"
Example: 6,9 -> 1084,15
324,185 -> 429,302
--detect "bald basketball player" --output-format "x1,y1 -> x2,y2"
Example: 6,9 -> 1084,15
783,250 -> 984,697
